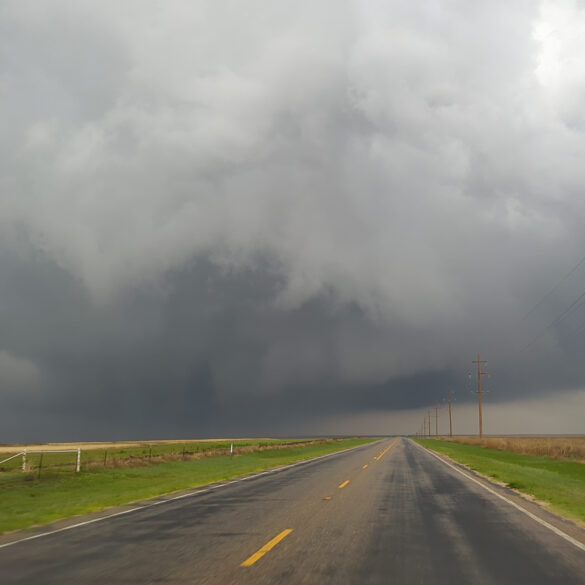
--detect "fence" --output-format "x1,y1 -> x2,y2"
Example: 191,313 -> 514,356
0,448 -> 81,473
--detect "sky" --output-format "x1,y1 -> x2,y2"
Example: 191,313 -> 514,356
2,0 -> 585,442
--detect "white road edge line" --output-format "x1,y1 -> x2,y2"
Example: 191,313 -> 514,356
0,439 -> 383,550
412,440 -> 585,554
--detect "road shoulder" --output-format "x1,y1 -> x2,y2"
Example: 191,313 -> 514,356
411,438 -> 585,550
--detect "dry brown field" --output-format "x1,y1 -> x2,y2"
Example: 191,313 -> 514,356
0,438 -> 273,455
445,436 -> 585,461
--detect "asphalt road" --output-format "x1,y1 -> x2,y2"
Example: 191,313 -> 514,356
1,438 -> 585,584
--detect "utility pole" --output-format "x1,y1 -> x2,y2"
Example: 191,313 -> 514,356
447,388 -> 453,438
427,410 -> 432,438
472,353 -> 488,438
434,404 -> 439,436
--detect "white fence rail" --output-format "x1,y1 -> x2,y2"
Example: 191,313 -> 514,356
0,452 -> 24,466
0,448 -> 81,472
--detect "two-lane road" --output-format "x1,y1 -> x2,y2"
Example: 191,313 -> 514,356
1,438 -> 585,584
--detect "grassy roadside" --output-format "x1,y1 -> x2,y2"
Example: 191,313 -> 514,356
0,438 -> 319,471
0,438 -> 374,534
415,439 -> 585,524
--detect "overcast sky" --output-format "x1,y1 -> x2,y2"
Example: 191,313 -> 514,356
2,0 -> 585,442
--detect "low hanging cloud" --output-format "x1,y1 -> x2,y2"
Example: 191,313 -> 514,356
0,351 -> 41,399
2,1 -> 585,441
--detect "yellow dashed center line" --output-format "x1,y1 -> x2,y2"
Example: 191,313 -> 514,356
240,441 -> 401,569
243,442 -> 399,569
241,529 -> 293,567
375,439 -> 398,461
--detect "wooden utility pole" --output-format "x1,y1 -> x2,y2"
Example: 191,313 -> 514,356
434,404 -> 439,436
472,353 -> 488,438
427,410 -> 432,438
447,388 -> 453,438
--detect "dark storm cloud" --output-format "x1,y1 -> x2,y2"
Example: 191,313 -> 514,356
2,1 -> 585,440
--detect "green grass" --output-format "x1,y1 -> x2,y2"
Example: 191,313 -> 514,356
416,439 -> 585,524
0,438 -> 316,472
0,438 -> 374,534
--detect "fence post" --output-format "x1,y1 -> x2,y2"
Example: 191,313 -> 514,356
22,449 -> 27,472
76,448 -> 81,472
38,453 -> 44,479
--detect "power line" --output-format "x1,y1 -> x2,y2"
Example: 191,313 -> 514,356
520,256 -> 585,323
553,310 -> 585,348
519,290 -> 585,353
